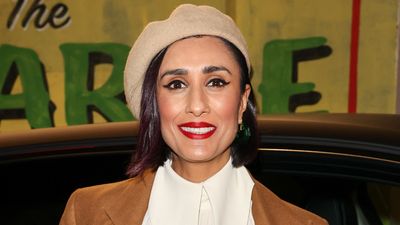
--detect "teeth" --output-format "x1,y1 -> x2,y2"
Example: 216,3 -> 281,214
181,127 -> 215,134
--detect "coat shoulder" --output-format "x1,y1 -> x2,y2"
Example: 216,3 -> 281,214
252,180 -> 328,225
60,171 -> 155,225
72,178 -> 135,204
73,169 -> 154,205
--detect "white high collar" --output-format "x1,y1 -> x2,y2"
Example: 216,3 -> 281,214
144,158 -> 254,225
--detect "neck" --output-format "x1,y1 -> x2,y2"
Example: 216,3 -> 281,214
171,151 -> 231,183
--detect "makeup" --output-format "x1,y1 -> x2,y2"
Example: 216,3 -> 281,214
178,122 -> 216,139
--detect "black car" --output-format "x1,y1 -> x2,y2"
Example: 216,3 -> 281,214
1,113 -> 399,225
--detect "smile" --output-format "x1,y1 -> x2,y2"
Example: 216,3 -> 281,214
178,122 -> 216,139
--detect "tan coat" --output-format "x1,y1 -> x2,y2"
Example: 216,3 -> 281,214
60,170 -> 328,225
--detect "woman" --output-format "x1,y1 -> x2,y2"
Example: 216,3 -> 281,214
60,4 -> 328,225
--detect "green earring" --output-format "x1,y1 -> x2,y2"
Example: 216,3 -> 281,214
235,122 -> 251,144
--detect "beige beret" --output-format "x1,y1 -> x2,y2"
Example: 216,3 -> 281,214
124,4 -> 250,119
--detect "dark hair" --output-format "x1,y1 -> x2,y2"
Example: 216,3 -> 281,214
126,36 -> 258,177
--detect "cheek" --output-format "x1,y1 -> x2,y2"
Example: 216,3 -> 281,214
157,90 -> 183,131
210,92 -> 242,121
157,93 -> 172,120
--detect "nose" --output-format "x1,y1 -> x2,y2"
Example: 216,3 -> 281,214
185,86 -> 210,117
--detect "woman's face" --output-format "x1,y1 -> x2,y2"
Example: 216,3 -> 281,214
157,36 -> 250,169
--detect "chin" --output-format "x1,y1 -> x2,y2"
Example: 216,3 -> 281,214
176,147 -> 230,164
180,152 -> 215,163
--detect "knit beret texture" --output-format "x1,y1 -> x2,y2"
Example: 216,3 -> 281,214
124,4 -> 250,119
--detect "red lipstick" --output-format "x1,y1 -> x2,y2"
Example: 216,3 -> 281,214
178,122 -> 216,139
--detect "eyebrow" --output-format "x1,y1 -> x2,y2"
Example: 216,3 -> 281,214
160,68 -> 188,79
202,65 -> 232,75
160,65 -> 232,79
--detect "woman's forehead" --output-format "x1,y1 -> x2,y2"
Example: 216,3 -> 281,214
159,36 -> 238,71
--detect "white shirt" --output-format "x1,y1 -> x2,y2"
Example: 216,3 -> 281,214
141,158 -> 255,225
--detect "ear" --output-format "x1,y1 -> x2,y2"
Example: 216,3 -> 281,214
238,84 -> 251,124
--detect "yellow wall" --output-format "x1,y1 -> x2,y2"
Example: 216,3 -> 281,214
0,0 -> 398,132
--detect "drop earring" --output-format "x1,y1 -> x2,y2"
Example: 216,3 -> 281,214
235,122 -> 251,144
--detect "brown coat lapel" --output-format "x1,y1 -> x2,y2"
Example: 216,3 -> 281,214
251,179 -> 328,225
60,170 -> 327,225
103,170 -> 155,225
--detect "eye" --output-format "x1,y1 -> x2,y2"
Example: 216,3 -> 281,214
207,78 -> 230,88
163,80 -> 187,90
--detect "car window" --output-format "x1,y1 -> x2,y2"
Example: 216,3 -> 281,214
367,183 -> 400,225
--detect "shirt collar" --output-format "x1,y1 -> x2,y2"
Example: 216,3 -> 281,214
145,158 -> 254,225
203,158 -> 254,224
